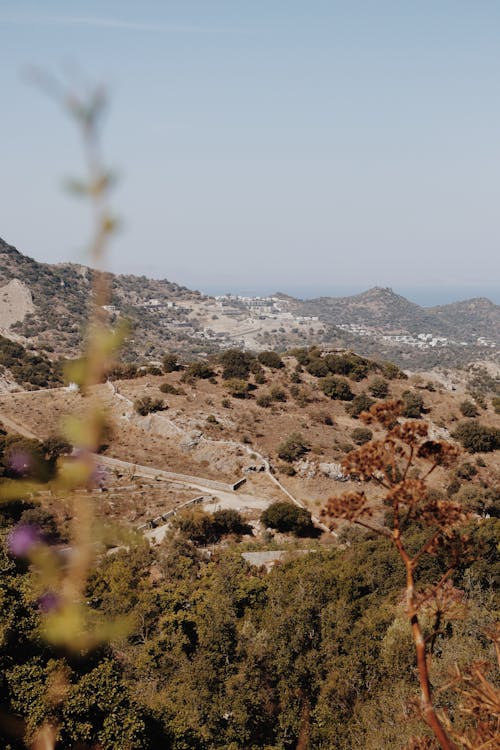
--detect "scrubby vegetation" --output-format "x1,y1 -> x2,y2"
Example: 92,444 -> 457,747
351,426 -> 373,445
459,399 -> 479,418
257,351 -> 283,369
172,508 -> 251,544
346,392 -> 375,418
277,433 -> 310,462
134,396 -> 167,416
453,419 -> 500,453
368,376 -> 389,398
320,375 -> 354,401
0,334 -> 62,388
219,349 -> 254,380
0,339 -> 499,750
184,361 -> 215,380
400,389 -> 424,418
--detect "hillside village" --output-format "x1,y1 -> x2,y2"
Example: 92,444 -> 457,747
0,238 -> 498,369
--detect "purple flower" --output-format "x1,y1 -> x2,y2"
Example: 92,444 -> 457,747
7,524 -> 41,557
7,450 -> 33,477
38,591 -> 61,613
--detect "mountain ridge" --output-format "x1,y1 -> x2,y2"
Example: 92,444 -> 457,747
0,237 -> 498,367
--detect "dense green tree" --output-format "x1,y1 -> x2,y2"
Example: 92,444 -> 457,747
260,502 -> 314,535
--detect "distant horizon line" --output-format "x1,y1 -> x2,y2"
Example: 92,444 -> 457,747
1,236 -> 498,307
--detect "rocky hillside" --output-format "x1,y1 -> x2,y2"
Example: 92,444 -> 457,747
0,237 -> 203,359
296,286 -> 499,340
297,287 -> 437,332
0,237 -> 498,369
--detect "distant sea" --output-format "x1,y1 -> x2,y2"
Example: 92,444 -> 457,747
198,284 -> 500,306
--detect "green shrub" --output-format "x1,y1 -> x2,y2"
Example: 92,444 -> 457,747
401,390 -> 424,418
147,365 -> 162,376
453,420 -> 500,453
185,361 -> 215,380
257,351 -> 283,369
323,352 -> 372,381
446,479 -> 461,497
107,363 -> 137,380
459,400 -> 479,418
455,462 -> 477,480
160,382 -> 180,395
224,378 -> 250,398
162,353 -> 178,373
346,393 -> 375,419
260,501 -> 314,536
351,427 -> 373,445
368,377 -> 389,398
277,433 -> 310,462
256,394 -> 272,408
312,410 -> 333,426
320,376 -> 354,401
337,440 -> 354,454
455,485 -> 499,516
134,396 -> 166,416
269,386 -> 287,402
305,357 -> 329,378
219,349 -> 254,380
380,360 -> 406,379
173,510 -> 219,545
492,396 -> 500,414
212,509 -> 252,536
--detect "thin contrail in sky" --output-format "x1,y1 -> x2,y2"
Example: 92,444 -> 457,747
0,14 -> 240,34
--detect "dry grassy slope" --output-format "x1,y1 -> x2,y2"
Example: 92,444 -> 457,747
1,355 -> 498,517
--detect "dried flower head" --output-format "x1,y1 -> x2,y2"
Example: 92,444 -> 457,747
322,491 -> 373,524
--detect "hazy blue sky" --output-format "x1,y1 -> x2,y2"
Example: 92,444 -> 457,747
1,1 -> 499,302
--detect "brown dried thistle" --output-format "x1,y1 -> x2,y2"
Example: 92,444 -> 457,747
438,626 -> 500,749
321,400 -> 474,750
